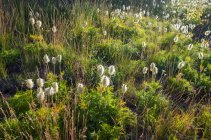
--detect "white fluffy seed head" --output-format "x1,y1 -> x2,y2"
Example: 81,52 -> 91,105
108,65 -> 116,76
150,63 -> 156,71
25,79 -> 34,89
188,44 -> 193,50
198,52 -> 204,59
142,42 -> 146,48
174,35 -> 178,43
52,82 -> 59,93
29,17 -> 35,25
143,67 -> 148,74
205,30 -> 210,36
36,20 -> 42,28
101,75 -> 110,87
77,83 -> 84,93
52,57 -> 57,65
178,61 -> 185,69
152,66 -> 158,75
57,55 -> 62,63
45,87 -> 55,96
103,30 -> 107,36
97,65 -> 105,76
105,11 -> 109,16
52,26 -> 57,33
36,78 -> 45,88
36,88 -> 45,102
122,84 -> 128,93
43,54 -> 50,64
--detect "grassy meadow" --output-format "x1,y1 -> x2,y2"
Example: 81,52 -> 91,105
0,0 -> 211,139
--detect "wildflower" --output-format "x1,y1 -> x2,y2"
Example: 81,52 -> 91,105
52,57 -> 57,65
37,88 -> 45,102
36,20 -> 42,28
25,79 -> 34,89
29,11 -> 33,17
52,82 -> 59,93
36,78 -> 45,88
35,12 -> 40,18
177,61 -> 185,69
161,70 -> 166,76
103,30 -> 107,36
43,54 -> 50,64
77,83 -> 84,93
143,67 -> 148,74
188,44 -> 193,50
201,42 -> 205,48
205,30 -> 210,36
52,26 -> 57,33
174,35 -> 178,43
122,5 -> 126,10
152,66 -> 158,75
198,52 -> 204,59
108,65 -> 116,76
101,75 -> 110,87
150,63 -> 156,71
142,42 -> 146,48
57,55 -> 62,63
126,6 -> 131,11
105,11 -> 109,16
97,8 -> 100,13
97,65 -> 105,76
29,17 -> 35,25
205,42 -> 209,48
45,87 -> 55,96
122,84 -> 128,93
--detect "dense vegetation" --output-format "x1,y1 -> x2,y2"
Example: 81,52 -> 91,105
0,0 -> 211,139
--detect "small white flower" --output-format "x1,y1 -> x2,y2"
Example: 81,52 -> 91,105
52,82 -> 59,93
122,84 -> 128,93
178,61 -> 185,69
36,20 -> 42,28
25,79 -> 34,89
29,17 -> 35,25
52,57 -> 57,65
45,87 -> 55,96
52,26 -> 57,33
36,88 -> 45,102
101,75 -> 110,87
77,83 -> 84,93
198,52 -> 204,59
97,65 -> 105,76
174,35 -> 179,43
36,78 -> 45,88
143,67 -> 148,74
108,65 -> 116,76
57,55 -> 62,63
43,54 -> 50,64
